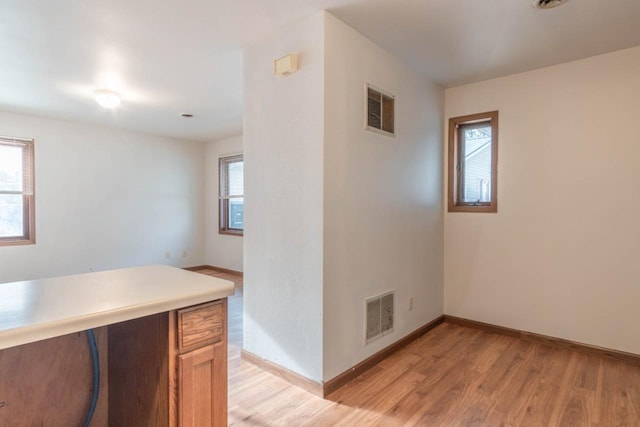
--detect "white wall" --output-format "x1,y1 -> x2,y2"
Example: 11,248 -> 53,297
243,11 -> 444,383
243,12 -> 325,382
323,14 -> 444,381
0,111 -> 206,284
445,46 -> 640,355
205,135 -> 243,272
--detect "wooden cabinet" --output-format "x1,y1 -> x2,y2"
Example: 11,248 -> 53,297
0,265 -> 232,427
109,298 -> 228,427
175,301 -> 228,427
178,344 -> 227,426
0,328 -> 110,426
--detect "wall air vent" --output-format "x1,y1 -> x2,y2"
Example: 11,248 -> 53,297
365,84 -> 395,136
533,0 -> 569,9
365,291 -> 394,344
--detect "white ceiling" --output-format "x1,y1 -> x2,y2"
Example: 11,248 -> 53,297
1,0 -> 639,142
331,0 -> 640,86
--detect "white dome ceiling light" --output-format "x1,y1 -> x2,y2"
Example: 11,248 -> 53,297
533,0 -> 569,9
94,89 -> 121,108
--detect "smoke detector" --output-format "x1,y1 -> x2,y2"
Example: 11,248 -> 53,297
533,0 -> 569,9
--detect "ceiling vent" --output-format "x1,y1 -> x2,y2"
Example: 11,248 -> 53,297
533,0 -> 569,9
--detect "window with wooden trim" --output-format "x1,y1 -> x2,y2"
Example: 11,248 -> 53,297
366,84 -> 395,135
218,154 -> 243,236
0,137 -> 35,245
448,111 -> 498,213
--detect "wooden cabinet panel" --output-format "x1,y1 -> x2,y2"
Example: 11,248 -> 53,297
178,301 -> 224,353
109,312 -> 170,427
109,298 -> 228,427
178,344 -> 227,427
0,328 -> 109,427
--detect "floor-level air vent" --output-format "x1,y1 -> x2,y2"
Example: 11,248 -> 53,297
365,291 -> 394,344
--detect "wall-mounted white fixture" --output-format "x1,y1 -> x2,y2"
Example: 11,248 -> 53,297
274,53 -> 298,77
94,89 -> 121,108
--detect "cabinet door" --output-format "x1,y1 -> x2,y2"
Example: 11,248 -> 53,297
178,343 -> 227,427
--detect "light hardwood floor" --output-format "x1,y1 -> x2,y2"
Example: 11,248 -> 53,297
197,269 -> 640,426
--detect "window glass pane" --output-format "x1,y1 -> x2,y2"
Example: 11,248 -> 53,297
0,194 -> 23,237
228,161 -> 243,197
0,145 -> 23,192
228,197 -> 244,230
461,124 -> 492,203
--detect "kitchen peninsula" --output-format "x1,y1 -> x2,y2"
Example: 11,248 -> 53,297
0,265 -> 234,426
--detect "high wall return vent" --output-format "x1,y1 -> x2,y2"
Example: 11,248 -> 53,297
533,0 -> 569,9
365,291 -> 394,344
365,83 -> 395,136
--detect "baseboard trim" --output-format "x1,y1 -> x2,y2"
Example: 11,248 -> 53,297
444,315 -> 640,366
183,265 -> 208,272
241,350 -> 324,396
184,265 -> 244,277
322,315 -> 445,397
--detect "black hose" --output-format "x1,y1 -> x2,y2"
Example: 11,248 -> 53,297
82,329 -> 100,427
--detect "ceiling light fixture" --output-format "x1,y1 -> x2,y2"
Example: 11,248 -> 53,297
94,89 -> 121,108
533,0 -> 569,9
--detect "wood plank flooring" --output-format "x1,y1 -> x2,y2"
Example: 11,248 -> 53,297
196,269 -> 640,426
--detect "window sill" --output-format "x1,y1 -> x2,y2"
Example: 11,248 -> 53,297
219,229 -> 243,237
0,238 -> 36,247
448,204 -> 497,213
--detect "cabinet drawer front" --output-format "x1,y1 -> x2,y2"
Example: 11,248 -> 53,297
178,301 -> 224,353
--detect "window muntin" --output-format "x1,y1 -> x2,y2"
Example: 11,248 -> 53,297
448,112 -> 498,213
219,154 -> 243,235
0,137 -> 35,245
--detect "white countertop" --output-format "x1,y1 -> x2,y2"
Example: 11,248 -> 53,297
0,265 -> 234,350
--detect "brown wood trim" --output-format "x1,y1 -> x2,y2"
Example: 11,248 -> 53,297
218,154 -> 244,237
447,111 -> 498,213
0,139 -> 35,246
444,315 -> 640,366
183,266 -> 209,272
241,349 -> 324,397
219,198 -> 243,236
0,237 -> 35,246
323,315 -> 445,397
447,115 -> 456,211
446,204 -> 497,213
443,315 -> 521,338
183,265 -> 244,277
219,228 -> 243,236
168,310 -> 178,427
